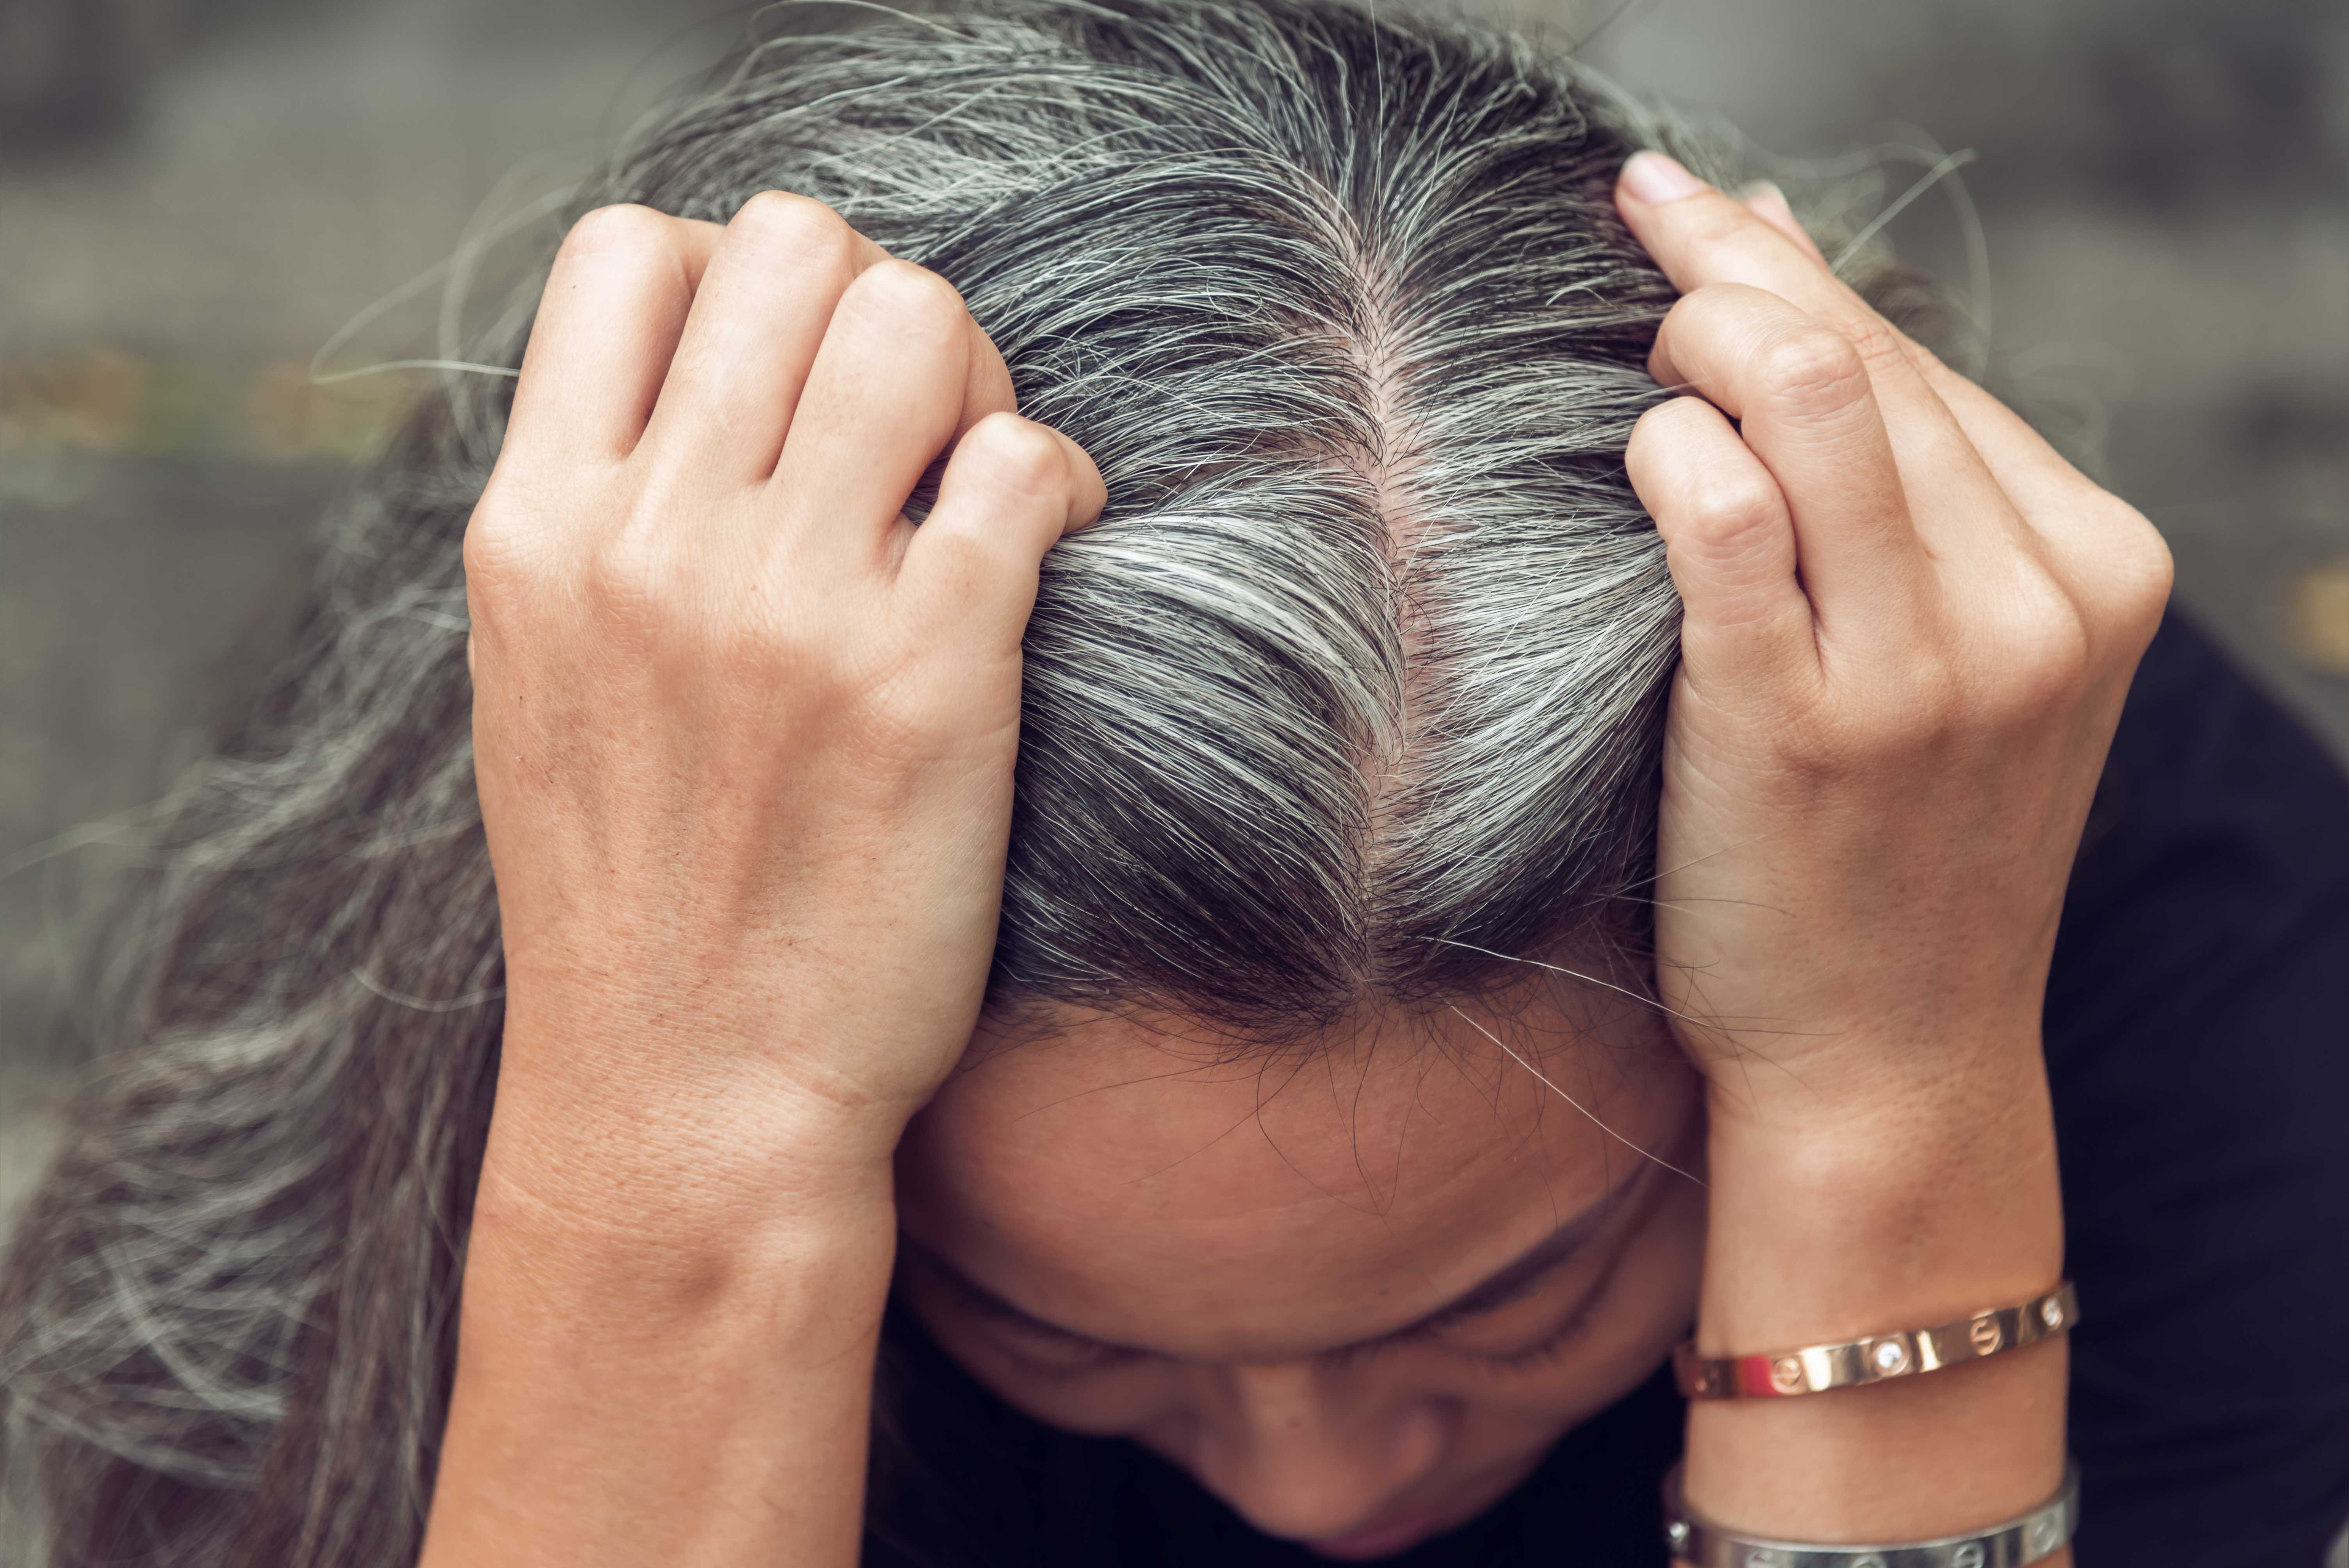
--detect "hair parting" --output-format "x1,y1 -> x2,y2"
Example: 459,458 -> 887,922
0,2 -> 1967,1561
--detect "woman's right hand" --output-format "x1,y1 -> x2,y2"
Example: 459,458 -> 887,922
426,194 -> 1100,1568
466,192 -> 1101,1199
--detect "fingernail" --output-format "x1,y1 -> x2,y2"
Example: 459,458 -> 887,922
1738,178 -> 1790,211
1622,151 -> 1709,206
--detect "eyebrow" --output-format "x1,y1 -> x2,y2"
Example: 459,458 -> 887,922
900,1158 -> 1651,1360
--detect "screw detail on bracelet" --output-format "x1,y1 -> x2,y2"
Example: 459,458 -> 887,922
1674,1282 -> 2077,1401
1661,1461 -> 2079,1568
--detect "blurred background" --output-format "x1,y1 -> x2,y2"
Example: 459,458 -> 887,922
4,0 -> 2346,1228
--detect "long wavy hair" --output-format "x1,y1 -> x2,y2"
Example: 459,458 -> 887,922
0,2 -> 1957,1561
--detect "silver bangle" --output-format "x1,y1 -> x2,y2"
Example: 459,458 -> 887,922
1663,1461 -> 2079,1568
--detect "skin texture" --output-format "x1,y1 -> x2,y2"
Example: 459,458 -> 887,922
1617,151 -> 2166,1546
895,995 -> 1706,1557
421,155 -> 2169,1567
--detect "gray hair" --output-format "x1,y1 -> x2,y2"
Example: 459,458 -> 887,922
0,1 -> 1957,1562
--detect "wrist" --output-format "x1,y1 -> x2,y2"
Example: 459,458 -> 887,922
1681,1040 -> 2068,1547
430,1146 -> 896,1568
472,1055 -> 906,1280
1700,1103 -> 2067,1352
1698,1066 -> 2064,1351
1691,999 -> 2049,1134
487,986 -> 928,1204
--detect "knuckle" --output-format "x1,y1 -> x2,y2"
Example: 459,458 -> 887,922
460,522 -> 520,606
1845,319 -> 1919,384
2099,497 -> 2176,622
582,509 -> 679,620
1754,325 -> 1870,415
1626,396 -> 1720,481
1635,392 -> 1716,441
731,189 -> 854,260
853,258 -> 969,333
2005,607 -> 2094,714
559,201 -> 677,259
1950,571 -> 2094,731
461,488 -> 538,599
962,413 -> 1067,496
1679,463 -> 1781,540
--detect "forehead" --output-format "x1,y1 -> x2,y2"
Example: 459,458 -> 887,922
893,993 -> 1689,1360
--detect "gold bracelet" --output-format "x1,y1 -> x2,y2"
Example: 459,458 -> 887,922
1674,1281 -> 2076,1400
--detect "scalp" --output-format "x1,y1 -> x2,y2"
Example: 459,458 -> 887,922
621,0 -> 1713,1028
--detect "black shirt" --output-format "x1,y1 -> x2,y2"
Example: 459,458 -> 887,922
866,612 -> 2349,1568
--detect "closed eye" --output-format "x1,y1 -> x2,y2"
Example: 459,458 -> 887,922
938,1276 -> 1600,1381
1435,1226 -> 1630,1374
904,1245 -> 1157,1376
898,1155 -> 1650,1381
1458,1288 -> 1604,1371
983,1310 -> 1152,1377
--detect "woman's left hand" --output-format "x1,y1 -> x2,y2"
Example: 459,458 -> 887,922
1614,151 -> 2170,1546
1620,154 -> 2171,1141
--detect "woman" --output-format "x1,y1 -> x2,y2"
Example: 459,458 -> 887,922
4,1 -> 2344,1564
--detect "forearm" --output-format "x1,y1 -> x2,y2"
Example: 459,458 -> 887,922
1611,145 -> 2160,1568
430,184 -> 1092,1566
1682,1041 -> 2070,1557
419,1040 -> 902,1568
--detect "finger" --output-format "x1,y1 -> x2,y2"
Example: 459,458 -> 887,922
899,412 -> 1105,647
508,205 -> 722,464
1641,158 -> 2148,595
1736,181 -> 1827,267
1619,154 -> 1956,436
1626,396 -> 1814,681
957,319 -> 1017,442
1627,157 -> 2033,567
1623,156 -> 2169,668
1902,350 -> 2136,549
1648,283 -> 1929,631
768,260 -> 978,576
1636,157 -> 2079,529
641,191 -> 891,484
1912,360 -> 2174,652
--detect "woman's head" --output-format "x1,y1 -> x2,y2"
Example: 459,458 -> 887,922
568,14 -> 1714,1543
894,981 -> 1704,1557
604,20 -> 1709,1541
2,3 -> 1953,1564
629,0 -> 1688,1031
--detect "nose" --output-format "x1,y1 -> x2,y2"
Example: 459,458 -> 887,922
1182,1360 -> 1454,1543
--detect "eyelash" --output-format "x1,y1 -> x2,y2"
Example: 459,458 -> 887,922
1465,1297 -> 1599,1371
957,1299 -> 1148,1379
1456,1258 -> 1623,1372
943,1245 -> 1613,1381
998,1331 -> 1149,1381
992,1295 -> 1603,1382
